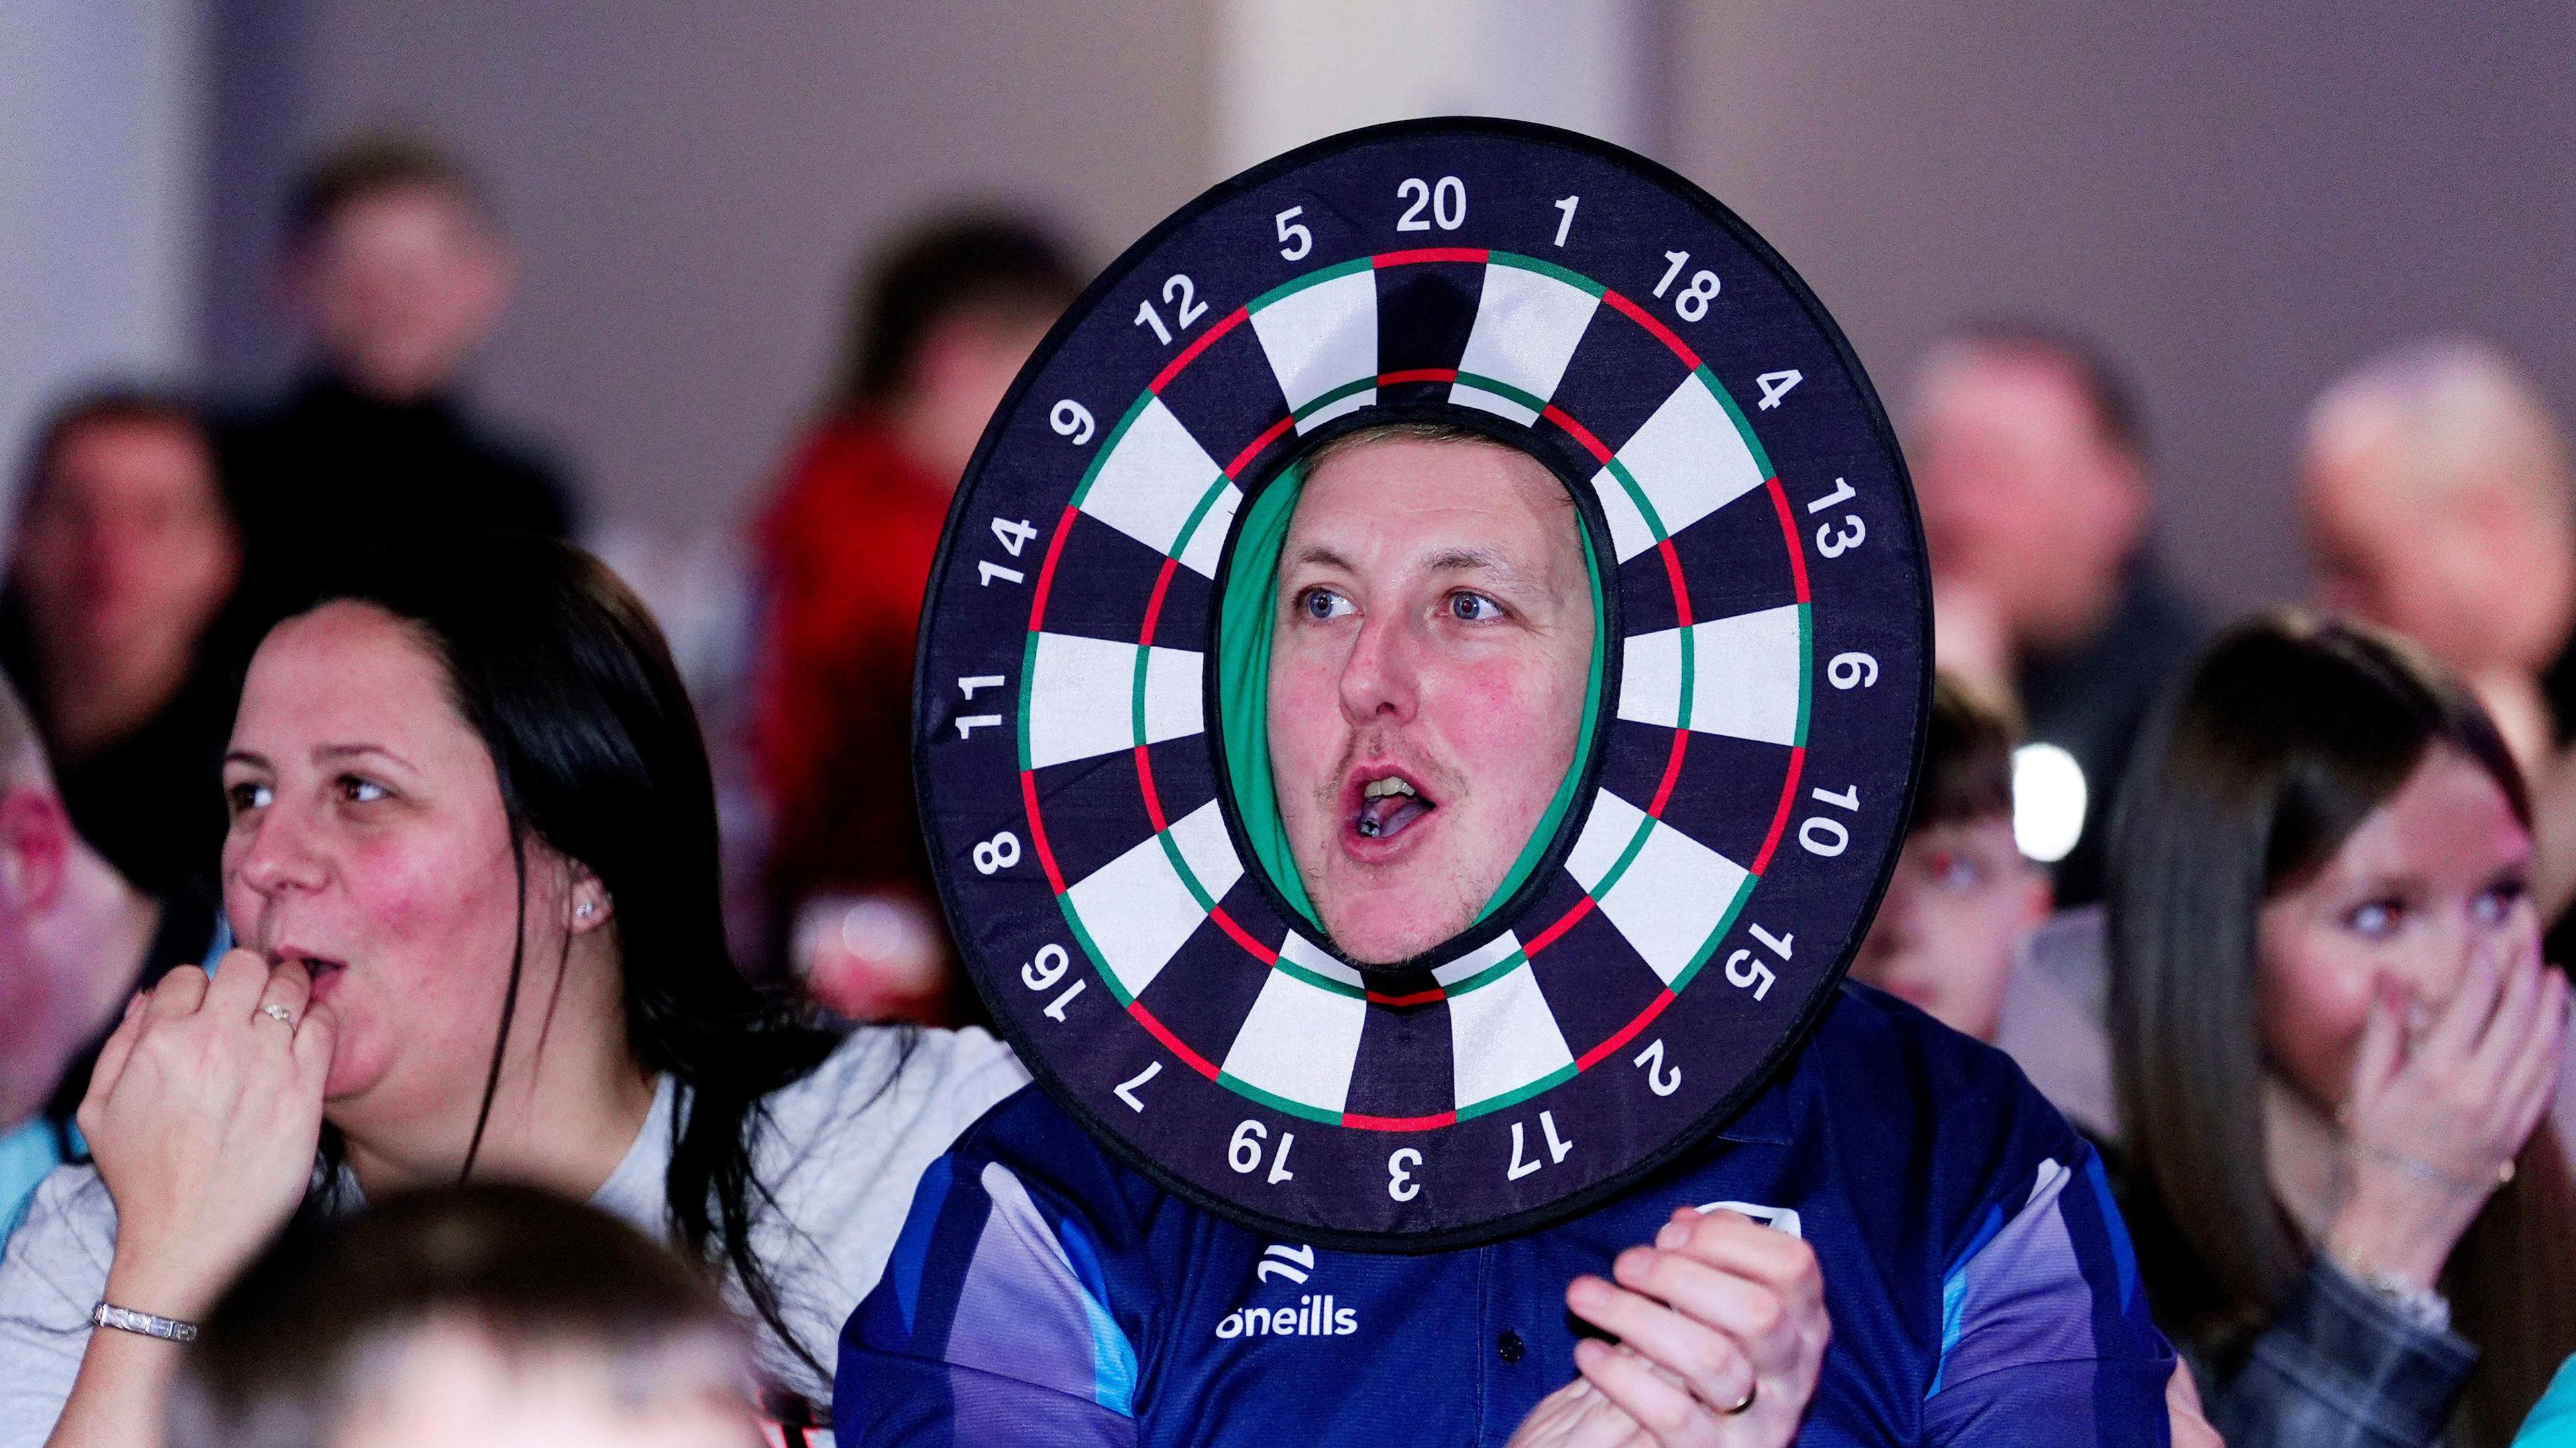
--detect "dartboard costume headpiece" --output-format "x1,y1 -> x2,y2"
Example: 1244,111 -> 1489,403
916,118 -> 1928,1251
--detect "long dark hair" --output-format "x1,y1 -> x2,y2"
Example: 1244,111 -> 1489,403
301,533 -> 849,1386
2108,609 -> 2576,1442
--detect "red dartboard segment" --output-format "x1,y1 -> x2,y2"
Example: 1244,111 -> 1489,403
1026,504 -> 1079,631
1765,475 -> 1812,604
1751,746 -> 1810,877
1599,286 -> 1703,371
1149,307 -> 1250,395
1226,415 -> 1299,480
1375,247 -> 1489,268
1574,989 -> 1680,1072
1130,999 -> 1224,1080
1344,1109 -> 1459,1132
1378,367 -> 1460,387
1020,769 -> 1067,896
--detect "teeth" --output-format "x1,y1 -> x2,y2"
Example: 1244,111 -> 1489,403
1362,776 -> 1418,800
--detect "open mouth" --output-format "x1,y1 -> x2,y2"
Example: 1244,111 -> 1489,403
271,949 -> 350,1004
1352,771 -> 1437,842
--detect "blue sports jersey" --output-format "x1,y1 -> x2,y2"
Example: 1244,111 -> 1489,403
839,985 -> 2174,1445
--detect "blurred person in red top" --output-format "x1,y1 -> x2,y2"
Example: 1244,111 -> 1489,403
751,215 -> 1081,1022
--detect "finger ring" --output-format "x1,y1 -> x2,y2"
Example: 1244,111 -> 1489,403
1722,1381 -> 1758,1415
260,1003 -> 295,1026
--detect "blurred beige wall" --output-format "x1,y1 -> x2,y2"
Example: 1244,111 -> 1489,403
284,0 -> 1214,536
1666,0 -> 2576,616
1,0 -> 202,530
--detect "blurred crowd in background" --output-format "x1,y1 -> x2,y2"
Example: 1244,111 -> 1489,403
21,125 -> 2576,1032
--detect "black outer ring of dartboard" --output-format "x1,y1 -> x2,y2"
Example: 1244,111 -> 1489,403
909,115 -> 1934,1254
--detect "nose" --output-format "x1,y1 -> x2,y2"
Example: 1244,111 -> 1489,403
2382,907 -> 2528,1015
231,801 -> 330,915
1336,609 -> 1421,728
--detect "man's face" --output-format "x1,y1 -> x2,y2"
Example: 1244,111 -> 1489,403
1848,816 -> 2047,1042
20,418 -> 237,663
1911,347 -> 2144,652
298,186 -> 511,402
2304,441 -> 2576,679
1267,437 -> 1594,964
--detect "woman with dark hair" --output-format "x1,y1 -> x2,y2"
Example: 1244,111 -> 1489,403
2108,609 -> 2576,1447
0,533 -> 1024,1447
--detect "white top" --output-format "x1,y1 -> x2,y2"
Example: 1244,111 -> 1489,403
0,1025 -> 1027,1441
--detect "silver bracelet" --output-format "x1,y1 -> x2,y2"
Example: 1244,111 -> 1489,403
91,1301 -> 199,1343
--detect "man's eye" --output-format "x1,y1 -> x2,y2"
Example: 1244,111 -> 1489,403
338,776 -> 389,804
1929,852 -> 1986,891
2345,900 -> 2402,939
1298,588 -> 1354,621
226,781 -> 273,814
1448,592 -> 1501,622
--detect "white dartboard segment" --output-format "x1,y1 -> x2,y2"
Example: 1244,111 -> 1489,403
1063,799 -> 1245,1000
1221,934 -> 1369,1116
1250,267 -> 1380,433
1564,788 -> 1753,985
1078,396 -> 1235,575
1448,958 -> 1578,1112
1450,258 -> 1601,425
1025,633 -> 1206,771
1591,376 -> 1768,561
1617,605 -> 1805,746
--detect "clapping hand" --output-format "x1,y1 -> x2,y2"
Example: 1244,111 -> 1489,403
1508,1208 -> 1829,1448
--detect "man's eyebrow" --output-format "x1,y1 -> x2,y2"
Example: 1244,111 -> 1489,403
223,749 -> 270,771
1287,544 -> 1357,571
1424,547 -> 1506,573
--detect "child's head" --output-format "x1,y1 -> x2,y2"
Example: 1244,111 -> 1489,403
1850,672 -> 2050,1040
283,134 -> 511,404
170,1184 -> 758,1448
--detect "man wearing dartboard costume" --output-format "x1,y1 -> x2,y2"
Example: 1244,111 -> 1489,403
838,122 -> 2187,1446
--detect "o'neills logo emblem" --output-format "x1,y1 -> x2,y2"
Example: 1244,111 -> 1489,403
1215,1294 -> 1357,1339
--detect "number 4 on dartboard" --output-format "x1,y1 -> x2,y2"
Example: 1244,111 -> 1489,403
990,517 -> 1036,556
1754,370 -> 1802,410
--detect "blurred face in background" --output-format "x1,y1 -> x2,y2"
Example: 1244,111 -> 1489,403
2255,745 -> 2535,1111
1911,345 -> 2148,655
1267,437 -> 1595,964
296,184 -> 512,403
327,1319 -> 758,1448
1850,813 -> 2049,1042
17,415 -> 239,744
887,304 -> 1059,487
2304,419 -> 2576,686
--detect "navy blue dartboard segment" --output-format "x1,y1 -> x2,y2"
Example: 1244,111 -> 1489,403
914,118 -> 1929,1251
